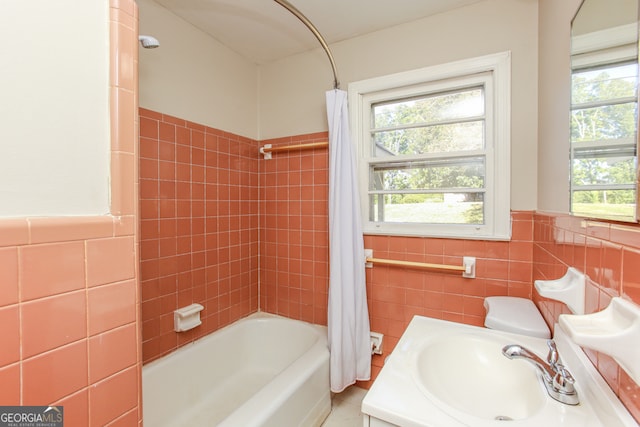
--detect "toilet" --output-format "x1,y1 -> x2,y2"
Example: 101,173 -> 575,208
483,296 -> 551,339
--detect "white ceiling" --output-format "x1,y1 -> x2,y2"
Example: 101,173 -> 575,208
153,0 -> 483,64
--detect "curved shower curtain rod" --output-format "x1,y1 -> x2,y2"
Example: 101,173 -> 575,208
272,0 -> 340,89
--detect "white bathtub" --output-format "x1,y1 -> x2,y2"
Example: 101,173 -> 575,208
142,312 -> 331,427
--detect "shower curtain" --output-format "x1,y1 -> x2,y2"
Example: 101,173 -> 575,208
326,89 -> 371,393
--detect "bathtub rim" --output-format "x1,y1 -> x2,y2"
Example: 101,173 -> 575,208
142,310 -> 327,371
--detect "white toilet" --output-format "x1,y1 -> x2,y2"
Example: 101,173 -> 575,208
484,296 -> 551,339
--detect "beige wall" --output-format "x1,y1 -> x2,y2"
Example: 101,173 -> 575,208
537,0 -> 583,213
137,0 -> 259,140
0,0 -> 111,217
259,0 -> 539,211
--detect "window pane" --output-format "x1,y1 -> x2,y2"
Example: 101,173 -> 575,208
571,103 -> 637,142
373,121 -> 484,156
371,158 -> 485,191
370,193 -> 484,225
571,156 -> 635,186
571,190 -> 635,220
572,63 -> 638,105
571,61 -> 638,221
373,88 -> 484,129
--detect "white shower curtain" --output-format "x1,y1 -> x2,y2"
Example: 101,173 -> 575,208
326,89 -> 371,393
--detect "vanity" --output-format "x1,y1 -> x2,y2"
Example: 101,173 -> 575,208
361,314 -> 638,427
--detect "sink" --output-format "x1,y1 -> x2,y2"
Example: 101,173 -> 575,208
412,333 -> 545,421
361,315 -> 639,427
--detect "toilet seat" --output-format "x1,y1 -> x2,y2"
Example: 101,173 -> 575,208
484,296 -> 551,339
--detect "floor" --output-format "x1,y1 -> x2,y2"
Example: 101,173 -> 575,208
321,385 -> 368,427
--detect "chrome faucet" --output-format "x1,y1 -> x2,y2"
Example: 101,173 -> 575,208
502,340 -> 579,405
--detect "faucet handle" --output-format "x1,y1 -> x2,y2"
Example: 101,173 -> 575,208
547,340 -> 559,367
553,364 -> 576,394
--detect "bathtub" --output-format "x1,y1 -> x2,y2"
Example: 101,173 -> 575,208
142,312 -> 331,427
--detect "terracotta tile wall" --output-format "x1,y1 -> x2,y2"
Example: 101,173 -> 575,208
533,212 -> 640,422
256,133 -> 640,422
0,1 -> 142,425
259,134 -> 331,325
139,109 -> 259,363
360,213 -> 535,384
257,134 -> 537,386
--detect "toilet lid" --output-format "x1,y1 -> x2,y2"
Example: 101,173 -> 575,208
484,296 -> 551,339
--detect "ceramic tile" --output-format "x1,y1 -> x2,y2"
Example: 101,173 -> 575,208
110,7 -> 136,31
54,390 -> 88,427
0,364 -> 20,405
509,241 -> 533,261
28,217 -> 113,245
619,369 -> 640,422
89,324 -> 137,383
139,117 -> 158,139
22,340 -> 88,405
462,295 -> 485,316
88,280 -> 137,335
113,215 -> 136,237
159,124 -> 176,145
110,87 -> 136,153
161,114 -> 186,127
622,249 -> 640,302
105,408 -> 139,427
597,352 -> 620,394
512,218 -> 534,241
601,242 -> 622,293
509,260 -> 533,282
21,291 -> 87,358
86,236 -> 135,287
610,224 -> 640,250
111,152 -> 136,215
0,219 -> 29,247
480,259 -> 510,280
89,367 -> 138,426
0,306 -> 20,366
140,137 -> 159,160
110,0 -> 136,19
20,241 -> 85,301
111,21 -> 135,91
140,180 -> 159,200
0,248 -> 19,307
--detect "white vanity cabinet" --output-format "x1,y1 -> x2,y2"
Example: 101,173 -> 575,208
363,414 -> 398,427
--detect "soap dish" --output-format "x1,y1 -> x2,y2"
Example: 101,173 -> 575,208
174,303 -> 204,332
559,297 -> 640,384
534,267 -> 585,314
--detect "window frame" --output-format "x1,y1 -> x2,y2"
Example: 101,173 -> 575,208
348,52 -> 511,240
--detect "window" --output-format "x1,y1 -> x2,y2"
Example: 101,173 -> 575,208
570,24 -> 638,222
349,52 -> 511,239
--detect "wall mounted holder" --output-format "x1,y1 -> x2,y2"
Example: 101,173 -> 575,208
370,332 -> 384,355
363,249 -> 475,278
559,297 -> 640,384
174,303 -> 204,332
535,267 -> 585,314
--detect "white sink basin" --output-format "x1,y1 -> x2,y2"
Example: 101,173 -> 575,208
361,315 -> 638,427
413,333 -> 545,421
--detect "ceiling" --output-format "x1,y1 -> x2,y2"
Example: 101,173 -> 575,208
153,0 -> 483,64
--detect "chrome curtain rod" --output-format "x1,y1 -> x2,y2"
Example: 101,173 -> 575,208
272,0 -> 340,89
